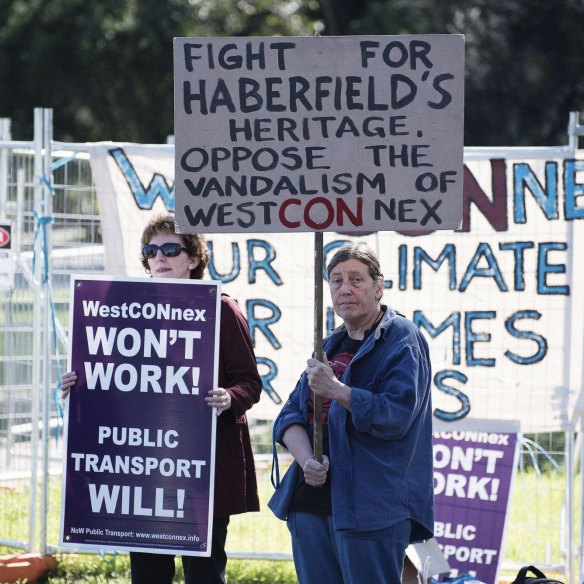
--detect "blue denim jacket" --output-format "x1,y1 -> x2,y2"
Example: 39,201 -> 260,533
269,307 -> 434,542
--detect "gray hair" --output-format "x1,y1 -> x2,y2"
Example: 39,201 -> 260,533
326,243 -> 384,283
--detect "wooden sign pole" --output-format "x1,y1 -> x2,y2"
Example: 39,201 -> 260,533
313,231 -> 324,463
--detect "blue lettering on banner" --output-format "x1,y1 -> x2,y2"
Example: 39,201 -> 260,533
246,299 -> 282,349
433,370 -> 470,421
207,239 -> 282,286
247,239 -> 282,285
514,162 -> 559,223
513,159 -> 584,222
415,311 -> 462,366
465,311 -> 496,367
414,309 -> 547,371
498,242 -> 534,290
109,148 -> 175,210
565,159 -> 584,219
537,242 -> 569,295
207,241 -> 241,283
401,241 -> 569,295
504,311 -> 547,365
256,356 -> 282,404
414,244 -> 457,290
460,244 -> 507,293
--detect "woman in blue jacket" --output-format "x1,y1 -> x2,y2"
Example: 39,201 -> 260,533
269,242 -> 434,584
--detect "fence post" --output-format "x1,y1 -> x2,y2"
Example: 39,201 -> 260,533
30,107 -> 54,554
40,107 -> 54,556
29,107 -> 45,552
565,430 -> 574,584
0,118 -> 11,220
0,118 -> 13,467
579,425 -> 584,584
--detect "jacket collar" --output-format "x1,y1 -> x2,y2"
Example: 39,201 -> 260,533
329,305 -> 396,342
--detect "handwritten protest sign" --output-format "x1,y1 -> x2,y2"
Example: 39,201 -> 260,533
433,427 -> 519,582
173,35 -> 464,233
60,276 -> 220,556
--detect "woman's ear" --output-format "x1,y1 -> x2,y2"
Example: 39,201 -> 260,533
189,256 -> 201,271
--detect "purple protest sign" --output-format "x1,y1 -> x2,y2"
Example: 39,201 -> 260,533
432,430 -> 519,583
60,276 -> 220,556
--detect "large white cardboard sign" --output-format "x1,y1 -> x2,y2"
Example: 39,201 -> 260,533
173,36 -> 464,233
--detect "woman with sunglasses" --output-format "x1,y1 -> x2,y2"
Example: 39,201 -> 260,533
61,214 -> 262,584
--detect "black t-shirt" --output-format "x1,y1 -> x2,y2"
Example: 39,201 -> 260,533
288,333 -> 363,514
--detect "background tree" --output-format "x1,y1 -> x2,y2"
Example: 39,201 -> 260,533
0,0 -> 318,142
317,0 -> 584,146
0,0 -> 582,146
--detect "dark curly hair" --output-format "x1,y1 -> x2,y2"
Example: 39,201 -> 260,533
140,214 -> 209,280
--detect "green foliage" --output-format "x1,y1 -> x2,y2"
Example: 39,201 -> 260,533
249,419 -> 274,455
318,0 -> 584,146
49,555 -> 297,583
1,0 -> 583,145
0,0 -> 318,143
225,559 -> 297,583
519,432 -> 567,473
500,467 -> 576,582
51,552 -> 132,583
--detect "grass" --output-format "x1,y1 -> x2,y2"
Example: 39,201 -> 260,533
498,468 -> 576,582
48,554 -> 297,583
504,470 -> 568,560
2,461 -> 297,583
0,459 -> 576,583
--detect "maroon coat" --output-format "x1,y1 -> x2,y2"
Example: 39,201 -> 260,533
214,294 -> 262,517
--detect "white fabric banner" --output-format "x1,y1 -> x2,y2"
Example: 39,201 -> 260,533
88,143 -> 584,431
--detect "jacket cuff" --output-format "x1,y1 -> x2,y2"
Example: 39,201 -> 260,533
274,413 -> 306,445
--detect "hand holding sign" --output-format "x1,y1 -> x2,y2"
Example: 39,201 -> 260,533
205,387 -> 232,416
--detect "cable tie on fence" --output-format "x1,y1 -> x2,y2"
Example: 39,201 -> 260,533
518,435 -> 561,477
54,385 -> 64,439
40,153 -> 79,199
98,549 -> 118,566
52,297 -> 64,440
51,153 -> 79,172
32,210 -> 65,440
271,438 -> 281,490
32,211 -> 53,284
40,174 -> 55,195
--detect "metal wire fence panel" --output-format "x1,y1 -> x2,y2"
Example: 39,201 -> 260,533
0,139 -> 579,582
224,454 -> 293,560
0,145 -> 104,553
1,147 -> 38,551
0,284 -> 35,550
499,434 -> 571,581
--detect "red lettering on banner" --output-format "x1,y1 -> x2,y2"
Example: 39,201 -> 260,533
279,199 -> 302,228
305,197 -> 334,229
278,197 -> 364,230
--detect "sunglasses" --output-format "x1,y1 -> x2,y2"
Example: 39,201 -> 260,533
142,242 -> 188,259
